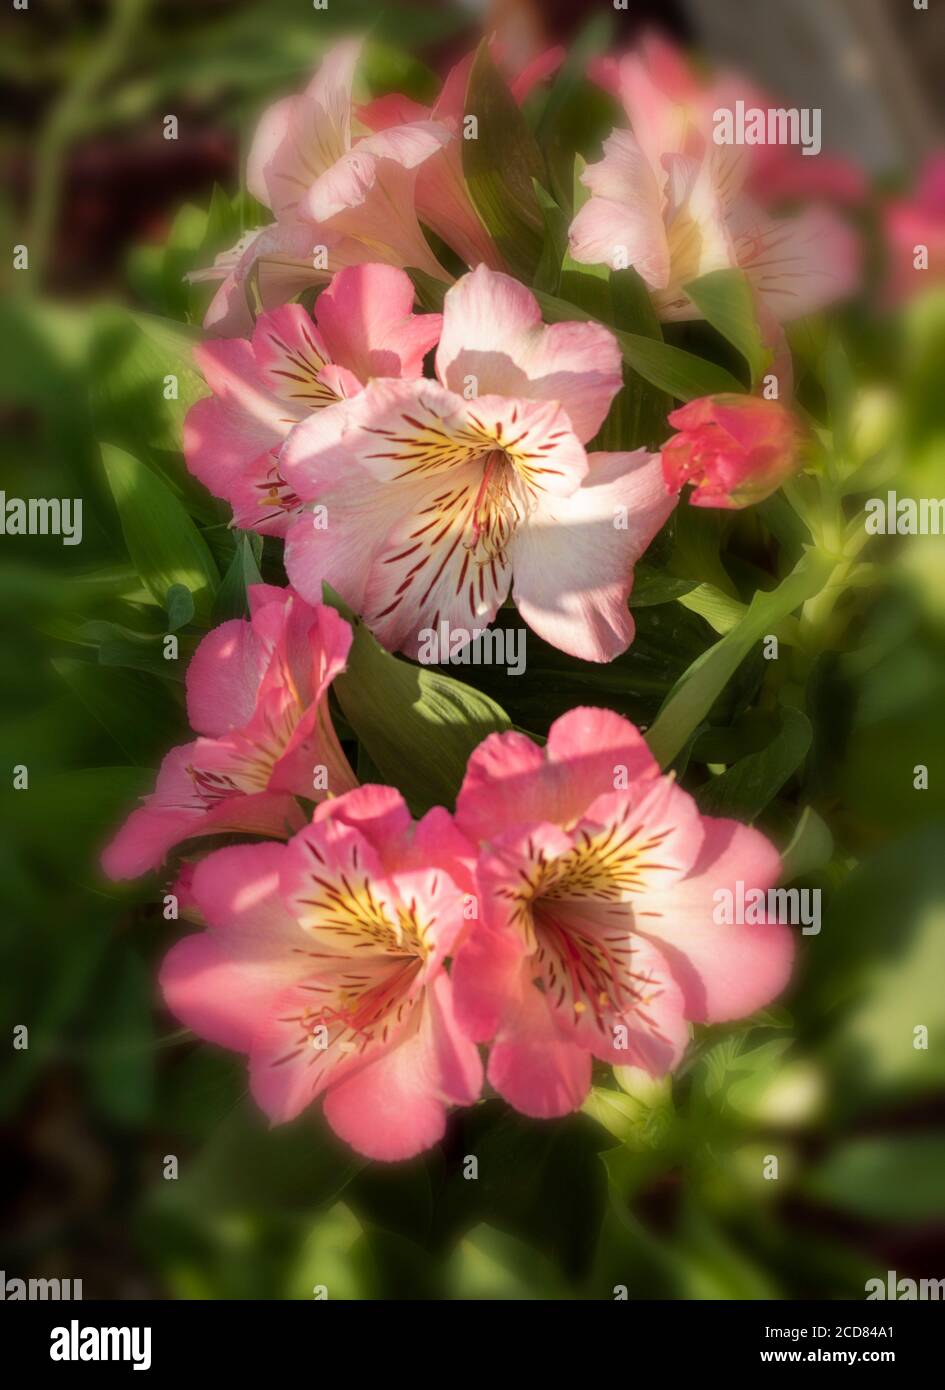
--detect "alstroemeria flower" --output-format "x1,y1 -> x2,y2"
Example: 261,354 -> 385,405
358,43 -> 563,272
451,708 -> 793,1118
572,33 -> 860,322
159,785 -> 482,1160
184,264 -> 442,535
661,394 -> 800,510
102,586 -> 357,880
591,33 -> 866,212
282,264 -> 674,663
190,217 -> 377,339
883,152 -> 945,305
192,40 -> 450,335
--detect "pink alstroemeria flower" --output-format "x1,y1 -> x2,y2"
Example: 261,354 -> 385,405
883,153 -> 945,305
590,33 -> 866,213
451,708 -> 793,1118
359,42 -> 563,272
184,264 -> 442,536
281,264 -> 675,663
661,394 -> 800,510
102,586 -> 357,880
572,32 -> 860,322
193,40 -> 450,335
160,785 -> 482,1160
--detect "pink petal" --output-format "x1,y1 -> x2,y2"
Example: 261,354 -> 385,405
510,449 -> 675,661
451,920 -> 529,1043
436,265 -> 623,442
100,743 -> 303,880
301,125 -> 451,279
159,841 -> 305,1051
633,817 -> 793,1022
358,76 -> 503,273
191,841 -> 298,947
283,470 -> 404,616
314,264 -> 442,382
250,305 -> 340,407
195,220 -> 374,338
322,975 -> 482,1160
183,398 -> 288,534
568,130 -> 671,290
312,782 -> 414,860
247,40 -> 359,217
160,935 -> 270,1053
185,618 -> 270,738
455,707 -> 659,845
733,201 -> 861,322
487,971 -> 592,1118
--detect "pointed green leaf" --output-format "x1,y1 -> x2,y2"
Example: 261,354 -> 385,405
102,444 -> 218,619
462,44 -> 544,281
323,587 -> 511,815
685,268 -> 768,386
645,551 -> 833,768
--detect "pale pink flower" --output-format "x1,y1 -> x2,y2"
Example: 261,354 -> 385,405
184,265 -> 442,536
102,586 -> 356,880
451,708 -> 793,1118
590,33 -> 867,211
358,42 -> 563,272
661,393 -> 800,509
281,264 -> 674,663
192,40 -> 450,335
573,32 -> 860,322
883,153 -> 945,305
190,218 -> 375,339
159,785 -> 482,1160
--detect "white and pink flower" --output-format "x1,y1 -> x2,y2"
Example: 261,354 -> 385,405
159,785 -> 482,1160
451,708 -> 794,1118
572,32 -> 861,322
102,586 -> 356,879
193,40 -> 450,336
281,264 -> 674,663
184,264 -> 441,535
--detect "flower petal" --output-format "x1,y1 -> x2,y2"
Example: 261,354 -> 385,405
633,816 -> 793,1022
436,264 -> 623,442
313,263 -> 442,382
456,707 -> 659,845
322,975 -> 482,1159
510,449 -> 675,661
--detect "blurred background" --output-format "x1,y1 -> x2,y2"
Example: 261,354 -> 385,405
1,0 -> 944,1300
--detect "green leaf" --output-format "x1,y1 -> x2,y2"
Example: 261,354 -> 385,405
628,568 -> 698,608
90,307 -> 208,455
82,619 -> 195,681
462,44 -> 544,281
531,181 -> 569,295
323,587 -> 511,815
645,551 -> 833,768
212,532 -> 264,623
53,657 -> 184,762
780,805 -> 834,881
447,1224 -> 567,1300
166,583 -> 195,632
102,445 -> 218,619
0,766 -> 153,864
685,269 -> 767,387
696,706 -> 812,820
407,267 -> 448,314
